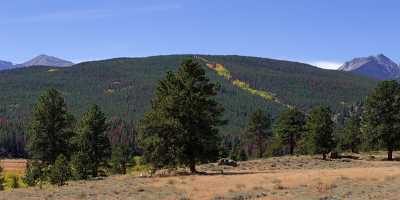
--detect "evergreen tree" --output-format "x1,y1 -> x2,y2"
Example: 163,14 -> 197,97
244,109 -> 272,158
362,80 -> 400,160
305,106 -> 335,160
70,151 -> 92,180
138,59 -> 225,173
49,154 -> 71,186
23,160 -> 43,186
74,104 -> 111,177
273,108 -> 305,155
110,144 -> 131,174
342,115 -> 362,153
26,88 -> 74,164
239,149 -> 248,161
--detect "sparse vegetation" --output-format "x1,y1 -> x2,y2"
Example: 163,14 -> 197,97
1,153 -> 400,199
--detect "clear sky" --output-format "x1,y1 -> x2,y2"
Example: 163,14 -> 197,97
1,0 -> 399,69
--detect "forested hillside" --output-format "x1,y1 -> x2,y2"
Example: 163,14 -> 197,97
0,55 -> 377,133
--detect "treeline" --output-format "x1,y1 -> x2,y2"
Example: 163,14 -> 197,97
15,88 -> 138,186
0,120 -> 26,158
0,112 -> 137,159
222,80 -> 400,161
0,59 -> 398,188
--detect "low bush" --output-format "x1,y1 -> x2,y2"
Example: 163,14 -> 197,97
23,160 -> 43,186
4,173 -> 23,189
49,154 -> 71,186
129,156 -> 153,175
0,166 -> 4,190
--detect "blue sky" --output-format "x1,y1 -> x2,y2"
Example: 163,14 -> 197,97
1,0 -> 399,69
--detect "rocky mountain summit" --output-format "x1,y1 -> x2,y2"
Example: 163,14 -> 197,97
339,54 -> 400,80
0,55 -> 74,71
21,54 -> 74,67
0,60 -> 13,70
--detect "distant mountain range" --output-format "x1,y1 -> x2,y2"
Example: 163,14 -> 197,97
0,60 -> 13,70
339,54 -> 400,80
0,55 -> 74,70
2,53 -> 399,81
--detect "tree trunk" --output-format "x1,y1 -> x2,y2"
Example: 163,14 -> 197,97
290,145 -> 294,155
189,162 -> 197,173
258,140 -> 264,158
322,153 -> 326,160
122,163 -> 126,174
388,149 -> 393,161
92,163 -> 98,177
289,134 -> 294,155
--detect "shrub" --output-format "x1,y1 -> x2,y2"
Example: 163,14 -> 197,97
23,160 -> 43,186
110,144 -> 132,174
49,154 -> 71,186
0,166 -> 4,190
71,151 -> 92,180
5,173 -> 20,189
130,156 -> 153,175
265,137 -> 285,157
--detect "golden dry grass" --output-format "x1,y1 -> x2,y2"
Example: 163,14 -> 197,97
2,153 -> 400,200
0,159 -> 27,176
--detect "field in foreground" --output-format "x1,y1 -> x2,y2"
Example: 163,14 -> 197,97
1,153 -> 400,200
0,159 -> 27,176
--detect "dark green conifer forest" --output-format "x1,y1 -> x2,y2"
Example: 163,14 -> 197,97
0,55 -> 378,159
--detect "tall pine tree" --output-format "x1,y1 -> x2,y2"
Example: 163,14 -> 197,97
244,109 -> 272,158
362,80 -> 400,160
138,59 -> 225,173
305,106 -> 335,160
273,108 -> 305,155
342,115 -> 362,153
27,88 -> 74,164
74,104 -> 111,177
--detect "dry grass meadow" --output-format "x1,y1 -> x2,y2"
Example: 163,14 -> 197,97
0,159 -> 27,176
1,152 -> 400,200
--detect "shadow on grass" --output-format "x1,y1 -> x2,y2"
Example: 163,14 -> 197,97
190,171 -> 268,176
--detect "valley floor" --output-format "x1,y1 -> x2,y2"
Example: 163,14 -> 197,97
2,153 -> 400,200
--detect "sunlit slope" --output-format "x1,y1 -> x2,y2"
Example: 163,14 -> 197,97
198,55 -> 377,111
202,60 -> 286,108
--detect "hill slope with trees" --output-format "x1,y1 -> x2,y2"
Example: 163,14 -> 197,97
0,55 -> 377,133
